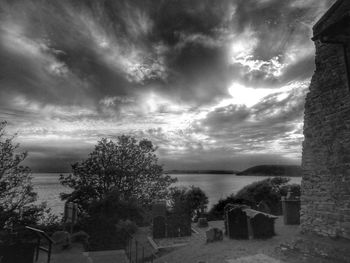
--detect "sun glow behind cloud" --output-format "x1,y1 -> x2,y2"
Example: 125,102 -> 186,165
0,0 -> 335,171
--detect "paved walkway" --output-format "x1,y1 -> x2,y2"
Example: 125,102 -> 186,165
37,243 -> 128,263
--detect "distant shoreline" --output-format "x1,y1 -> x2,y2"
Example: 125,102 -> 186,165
165,170 -> 236,174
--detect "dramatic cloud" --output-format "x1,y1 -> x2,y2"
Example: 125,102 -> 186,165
0,0 -> 335,171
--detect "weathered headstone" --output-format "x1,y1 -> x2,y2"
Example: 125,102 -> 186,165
206,228 -> 215,242
206,227 -> 224,243
249,213 -> 276,238
226,207 -> 249,239
213,228 -> 223,241
153,216 -> 166,239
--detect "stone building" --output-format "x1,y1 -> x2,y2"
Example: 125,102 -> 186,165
301,0 -> 350,239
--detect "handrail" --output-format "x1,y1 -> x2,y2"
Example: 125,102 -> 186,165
25,226 -> 55,263
125,231 -> 157,263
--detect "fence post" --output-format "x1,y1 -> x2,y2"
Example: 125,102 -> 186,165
142,246 -> 145,263
135,241 -> 138,263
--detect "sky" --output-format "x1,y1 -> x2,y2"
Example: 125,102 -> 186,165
0,0 -> 335,172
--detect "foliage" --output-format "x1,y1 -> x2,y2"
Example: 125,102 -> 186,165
168,186 -> 208,219
234,177 -> 290,215
115,219 -> 137,235
71,231 -> 89,245
78,191 -> 141,251
0,121 -> 46,229
208,196 -> 253,220
60,136 -> 177,213
168,186 -> 190,213
186,186 -> 208,218
280,184 -> 301,197
87,190 -> 144,225
209,177 -> 292,218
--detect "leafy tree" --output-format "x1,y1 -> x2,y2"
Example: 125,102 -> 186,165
168,186 -> 208,218
168,186 -> 190,214
60,136 -> 177,212
0,121 -> 40,229
186,186 -> 208,218
78,190 -> 142,251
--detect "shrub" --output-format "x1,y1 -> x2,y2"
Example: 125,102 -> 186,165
115,220 -> 137,235
209,177 -> 292,218
77,190 -> 142,251
280,184 -> 301,197
208,196 -> 254,220
234,177 -> 291,215
71,231 -> 89,245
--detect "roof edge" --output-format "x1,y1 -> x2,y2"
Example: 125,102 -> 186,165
313,0 -> 345,33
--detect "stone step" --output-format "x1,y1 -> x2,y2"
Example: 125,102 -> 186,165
84,250 -> 128,263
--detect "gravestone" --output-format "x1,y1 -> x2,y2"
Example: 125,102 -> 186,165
250,213 -> 276,238
226,207 -> 249,239
153,216 -> 166,239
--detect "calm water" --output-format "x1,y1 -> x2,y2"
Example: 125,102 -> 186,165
32,173 -> 302,215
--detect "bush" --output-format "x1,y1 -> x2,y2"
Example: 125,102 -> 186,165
208,196 -> 254,220
209,177 -> 292,218
77,190 -> 142,251
280,184 -> 301,197
71,231 -> 89,245
115,220 -> 137,235
87,190 -> 145,225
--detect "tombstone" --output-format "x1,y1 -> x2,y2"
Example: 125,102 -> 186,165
213,228 -> 223,241
226,207 -> 249,239
206,227 -> 224,243
249,213 -> 276,238
153,216 -> 166,239
224,204 -> 238,235
205,228 -> 215,243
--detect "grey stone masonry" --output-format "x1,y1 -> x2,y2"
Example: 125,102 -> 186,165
301,0 -> 350,240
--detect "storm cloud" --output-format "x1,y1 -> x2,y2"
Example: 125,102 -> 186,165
0,0 -> 335,171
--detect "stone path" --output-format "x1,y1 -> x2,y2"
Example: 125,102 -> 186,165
85,250 -> 128,263
37,243 -> 128,263
226,254 -> 284,263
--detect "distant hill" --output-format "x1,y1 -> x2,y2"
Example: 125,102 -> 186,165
236,165 -> 302,177
165,170 -> 236,174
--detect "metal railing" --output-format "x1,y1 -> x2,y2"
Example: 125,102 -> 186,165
25,226 -> 54,263
125,232 -> 157,263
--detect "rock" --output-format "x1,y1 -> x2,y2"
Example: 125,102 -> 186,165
213,228 -> 223,241
206,227 -> 223,243
52,231 -> 71,249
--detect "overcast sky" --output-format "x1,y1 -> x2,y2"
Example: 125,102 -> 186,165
0,0 -> 335,172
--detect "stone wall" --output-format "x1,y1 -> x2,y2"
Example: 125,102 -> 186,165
301,37 -> 350,239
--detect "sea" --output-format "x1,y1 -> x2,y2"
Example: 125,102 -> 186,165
32,173 -> 302,215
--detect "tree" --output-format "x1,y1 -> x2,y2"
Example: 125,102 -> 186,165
0,121 -> 38,229
185,186 -> 208,218
60,136 -> 177,212
168,186 -> 208,218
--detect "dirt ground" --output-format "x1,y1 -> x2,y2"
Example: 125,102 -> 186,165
152,217 -> 346,263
